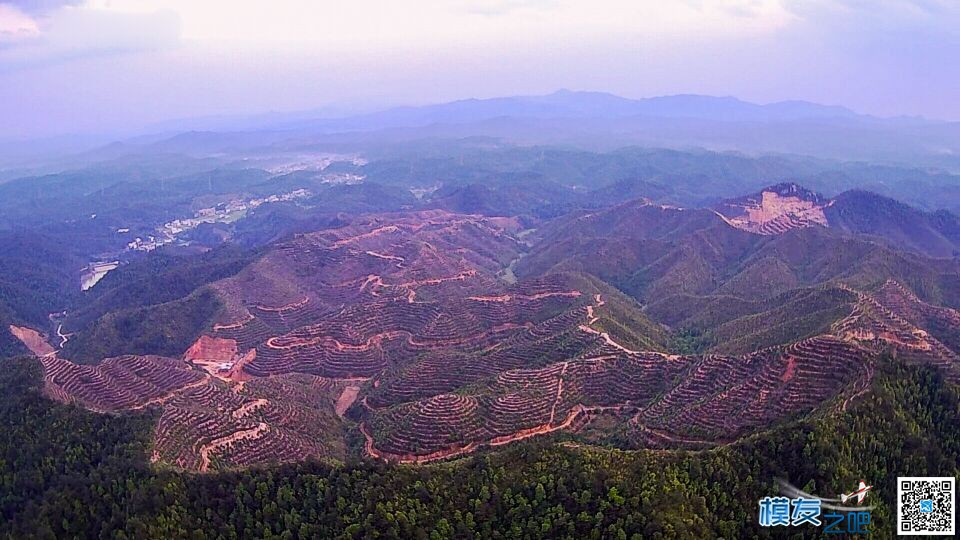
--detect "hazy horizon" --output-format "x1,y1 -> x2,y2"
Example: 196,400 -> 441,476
3,0 -> 960,141
0,88 -> 902,145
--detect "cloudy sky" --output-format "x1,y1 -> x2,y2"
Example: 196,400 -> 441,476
1,0 -> 959,140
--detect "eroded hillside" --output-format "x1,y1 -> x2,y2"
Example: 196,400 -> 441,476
713,183 -> 960,257
714,183 -> 831,235
13,209 -> 960,470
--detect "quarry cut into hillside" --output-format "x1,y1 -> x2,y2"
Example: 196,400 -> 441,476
714,183 -> 833,235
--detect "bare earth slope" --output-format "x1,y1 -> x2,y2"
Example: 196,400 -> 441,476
714,182 -> 960,257
12,210 -> 960,469
714,183 -> 831,235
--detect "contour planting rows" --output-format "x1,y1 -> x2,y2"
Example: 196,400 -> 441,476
834,283 -> 960,381
41,355 -> 206,412
40,353 -> 348,471
632,336 -> 871,446
713,183 -> 831,236
361,334 -> 875,459
24,211 -> 960,468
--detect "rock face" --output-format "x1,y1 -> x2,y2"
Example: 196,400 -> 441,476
714,183 -> 960,258
714,183 -> 831,235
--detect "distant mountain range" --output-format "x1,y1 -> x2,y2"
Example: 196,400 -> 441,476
133,90 -> 960,168
6,90 -> 959,175
276,90 -> 869,132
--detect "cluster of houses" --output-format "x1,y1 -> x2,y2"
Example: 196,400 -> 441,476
124,189 -> 310,252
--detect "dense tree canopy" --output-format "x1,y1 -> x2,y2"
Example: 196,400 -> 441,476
1,356 -> 957,539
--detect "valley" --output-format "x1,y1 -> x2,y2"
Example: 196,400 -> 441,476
6,6 -> 960,536
1,131 -> 959,540
13,201 -> 959,471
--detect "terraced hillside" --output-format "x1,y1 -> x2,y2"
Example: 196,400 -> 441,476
714,183 -> 831,235
713,183 -> 960,257
520,195 -> 960,349
833,281 -> 960,382
39,353 -> 348,470
13,209 -> 960,468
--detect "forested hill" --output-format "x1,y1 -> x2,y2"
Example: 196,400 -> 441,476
0,231 -> 85,356
2,355 -> 957,539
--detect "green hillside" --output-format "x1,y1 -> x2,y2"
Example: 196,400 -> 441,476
2,355 -> 956,538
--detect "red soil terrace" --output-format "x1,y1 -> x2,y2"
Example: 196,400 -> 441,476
16,211 -> 959,469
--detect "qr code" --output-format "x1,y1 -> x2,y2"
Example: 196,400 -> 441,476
898,477 -> 955,535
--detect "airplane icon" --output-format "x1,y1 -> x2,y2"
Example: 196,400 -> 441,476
840,480 -> 873,504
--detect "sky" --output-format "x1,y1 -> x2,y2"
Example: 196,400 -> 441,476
1,0 -> 959,140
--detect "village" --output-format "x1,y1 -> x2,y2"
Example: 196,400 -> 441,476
79,189 -> 311,290
126,189 -> 310,252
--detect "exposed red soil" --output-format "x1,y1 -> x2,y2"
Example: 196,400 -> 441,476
227,349 -> 256,382
360,421 -> 480,464
9,325 -> 55,356
780,355 -> 797,382
198,422 -> 269,472
335,385 -> 361,417
331,225 -> 400,247
39,211 -> 959,470
468,291 -> 581,303
256,297 -> 310,312
184,335 -> 238,363
833,282 -> 959,381
716,188 -> 831,235
212,315 -> 254,331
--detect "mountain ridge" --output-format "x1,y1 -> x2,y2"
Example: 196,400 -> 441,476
713,182 -> 960,257
275,90 -> 874,134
